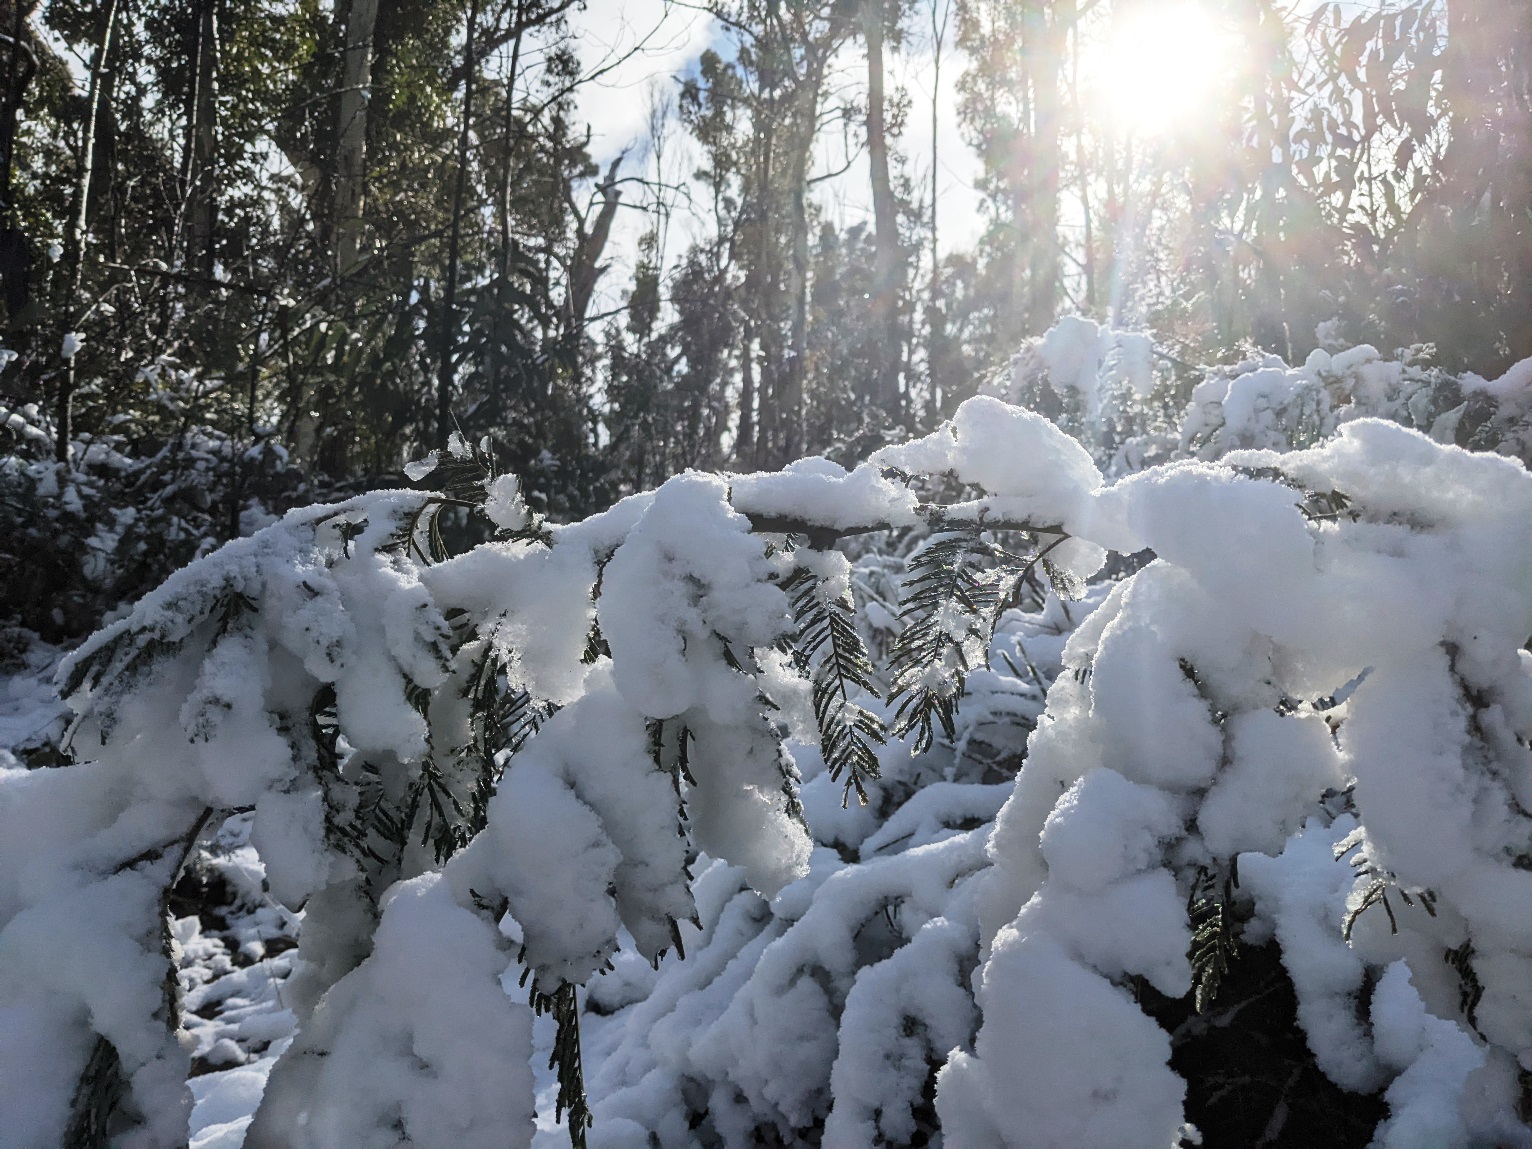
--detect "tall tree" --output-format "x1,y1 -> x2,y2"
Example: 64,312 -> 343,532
862,0 -> 904,424
334,0 -> 379,275
182,0 -> 218,279
55,0 -> 120,460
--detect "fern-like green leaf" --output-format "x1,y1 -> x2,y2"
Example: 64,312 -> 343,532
784,565 -> 887,805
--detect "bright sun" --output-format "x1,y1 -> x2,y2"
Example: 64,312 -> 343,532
1095,3 -> 1237,137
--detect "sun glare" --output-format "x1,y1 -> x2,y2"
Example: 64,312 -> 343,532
1096,3 -> 1237,137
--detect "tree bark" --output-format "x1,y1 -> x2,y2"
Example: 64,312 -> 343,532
780,48 -> 831,465
185,0 -> 219,281
863,0 -> 902,424
56,0 -> 120,462
437,0 -> 479,449
1022,0 -> 1066,335
0,0 -> 36,216
334,0 -> 379,275
0,2 -> 37,324
568,157 -> 624,328
737,325 -> 756,463
498,0 -> 525,277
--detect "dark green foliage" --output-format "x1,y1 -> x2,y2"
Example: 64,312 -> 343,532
888,526 -> 1073,753
1140,941 -> 1389,1149
0,420 -> 313,642
1189,863 -> 1241,1015
784,562 -> 886,805
526,980 -> 592,1149
888,529 -> 991,753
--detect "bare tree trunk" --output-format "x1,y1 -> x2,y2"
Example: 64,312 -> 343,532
782,39 -> 835,465
498,0 -> 525,276
929,0 -> 941,278
1071,15 -> 1094,312
334,0 -> 379,275
0,0 -> 36,215
747,78 -> 778,467
783,76 -> 820,465
927,0 -> 948,418
437,0 -> 479,449
0,2 -> 38,327
863,0 -> 902,424
568,157 -> 624,327
1024,0 -> 1066,335
56,0 -> 120,462
737,326 -> 756,463
185,0 -> 218,281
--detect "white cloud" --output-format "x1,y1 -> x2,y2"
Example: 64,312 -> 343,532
569,0 -> 718,164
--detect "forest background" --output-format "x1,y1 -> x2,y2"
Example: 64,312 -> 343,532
0,0 -> 1527,643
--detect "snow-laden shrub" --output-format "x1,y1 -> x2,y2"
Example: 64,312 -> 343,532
577,353 -> 1532,1149
985,317 -> 1176,472
9,370 -> 1532,1148
0,402 -> 1102,1148
0,399 -> 306,643
1174,342 -> 1498,463
994,315 -> 1532,478
579,587 -> 1099,1148
991,316 -> 1532,492
939,418 -> 1532,1148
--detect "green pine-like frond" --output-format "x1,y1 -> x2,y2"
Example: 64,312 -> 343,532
888,527 -> 1076,754
785,565 -> 887,806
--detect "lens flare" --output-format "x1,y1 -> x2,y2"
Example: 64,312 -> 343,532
1096,3 -> 1237,137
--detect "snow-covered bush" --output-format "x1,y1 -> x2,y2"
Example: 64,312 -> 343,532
1172,341 -> 1530,465
0,399 -> 308,643
994,317 -> 1532,479
9,358 -> 1532,1148
985,316 -> 1175,472
0,406 -> 1100,1147
939,417 -> 1532,1147
579,584 -> 1101,1147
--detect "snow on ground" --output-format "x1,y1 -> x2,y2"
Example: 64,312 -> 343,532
174,814 -> 300,1148
0,636 -> 69,766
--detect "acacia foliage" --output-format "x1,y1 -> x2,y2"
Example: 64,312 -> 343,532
9,348 -> 1532,1146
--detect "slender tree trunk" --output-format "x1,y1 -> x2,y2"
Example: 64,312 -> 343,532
0,2 -> 38,329
737,326 -> 756,463
564,155 -> 623,415
927,0 -> 946,418
437,0 -> 479,449
1071,16 -> 1094,312
1024,0 -> 1066,335
748,73 -> 778,467
863,0 -> 902,423
56,0 -> 120,462
334,0 -> 379,274
785,173 -> 807,462
185,0 -> 219,281
498,0 -> 525,276
783,77 -> 819,464
0,0 -> 36,215
929,0 -> 941,278
569,158 -> 624,327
